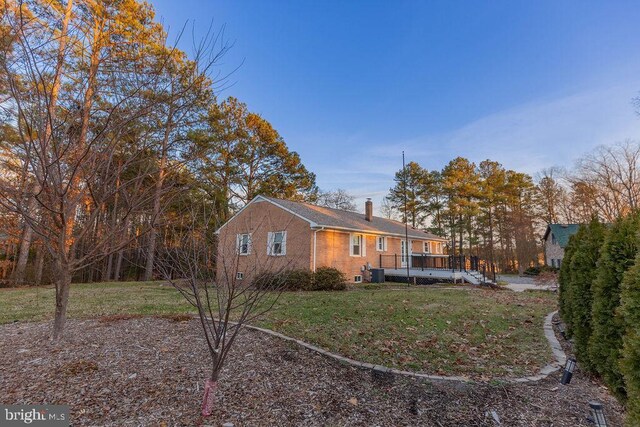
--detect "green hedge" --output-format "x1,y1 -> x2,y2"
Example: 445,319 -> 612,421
560,212 -> 640,423
589,213 -> 640,399
621,249 -> 640,425
311,267 -> 347,291
567,218 -> 606,372
253,267 -> 346,291
558,231 -> 578,337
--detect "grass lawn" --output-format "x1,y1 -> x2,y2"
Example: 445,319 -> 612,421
0,282 -> 557,378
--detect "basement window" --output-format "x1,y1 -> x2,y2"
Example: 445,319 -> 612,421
354,275 -> 362,283
236,272 -> 244,280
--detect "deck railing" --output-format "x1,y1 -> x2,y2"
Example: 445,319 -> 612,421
379,254 -> 498,280
379,254 -> 464,271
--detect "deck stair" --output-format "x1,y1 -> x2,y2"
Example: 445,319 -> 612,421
465,270 -> 496,285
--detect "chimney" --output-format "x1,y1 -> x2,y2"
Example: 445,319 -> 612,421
365,198 -> 373,222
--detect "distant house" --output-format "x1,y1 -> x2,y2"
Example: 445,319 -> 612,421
215,195 -> 448,283
542,224 -> 581,268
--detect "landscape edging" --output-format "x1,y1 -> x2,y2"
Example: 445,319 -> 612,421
239,310 -> 566,384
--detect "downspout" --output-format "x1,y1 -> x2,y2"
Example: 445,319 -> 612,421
313,227 -> 325,272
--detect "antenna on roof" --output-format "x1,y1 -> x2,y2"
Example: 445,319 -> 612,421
403,151 -> 410,286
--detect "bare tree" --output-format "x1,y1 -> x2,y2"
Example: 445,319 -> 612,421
570,141 -> 640,222
534,166 -> 566,224
316,188 -> 357,211
0,1 -> 225,339
142,27 -> 231,281
380,196 -> 396,220
155,199 -> 301,417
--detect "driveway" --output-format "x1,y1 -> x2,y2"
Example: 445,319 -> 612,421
497,275 -> 557,292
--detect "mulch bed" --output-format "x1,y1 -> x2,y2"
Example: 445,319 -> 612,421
0,316 -> 625,426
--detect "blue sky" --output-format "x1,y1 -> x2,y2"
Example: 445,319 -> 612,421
153,0 -> 640,211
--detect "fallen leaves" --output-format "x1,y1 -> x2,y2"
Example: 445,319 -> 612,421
0,317 -> 627,426
58,359 -> 98,376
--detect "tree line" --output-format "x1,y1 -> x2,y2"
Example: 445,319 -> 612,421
0,0 -> 320,337
383,141 -> 640,273
384,157 -> 538,273
2,0 -> 640,340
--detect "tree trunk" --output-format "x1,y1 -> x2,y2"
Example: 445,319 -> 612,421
34,244 -> 45,286
144,109 -> 173,281
115,249 -> 124,281
115,217 -> 129,281
12,214 -> 35,284
104,253 -> 113,281
52,264 -> 72,340
458,214 -> 463,257
488,208 -> 494,266
202,364 -> 220,417
201,378 -> 217,417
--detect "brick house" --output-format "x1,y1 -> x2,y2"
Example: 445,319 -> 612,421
215,195 -> 448,283
542,223 -> 580,268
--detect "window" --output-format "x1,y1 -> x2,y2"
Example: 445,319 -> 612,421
551,259 -> 556,268
237,233 -> 251,255
267,231 -> 287,256
354,275 -> 362,283
236,272 -> 244,280
376,236 -> 387,252
424,242 -> 431,253
551,234 -> 557,245
436,242 -> 443,254
350,233 -> 365,257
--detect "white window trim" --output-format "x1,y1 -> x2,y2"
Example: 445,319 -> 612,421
236,272 -> 244,280
401,239 -> 412,265
350,233 -> 366,257
354,275 -> 362,283
267,231 -> 287,256
424,241 -> 431,253
237,233 -> 252,255
376,236 -> 387,252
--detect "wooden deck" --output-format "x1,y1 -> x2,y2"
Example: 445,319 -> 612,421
381,268 -> 491,285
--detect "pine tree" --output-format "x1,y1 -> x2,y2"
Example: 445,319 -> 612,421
589,212 -> 640,398
388,161 -> 430,228
441,157 -> 480,256
477,160 -> 507,266
567,218 -> 606,371
188,97 -> 318,219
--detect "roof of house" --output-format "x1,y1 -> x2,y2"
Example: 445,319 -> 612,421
543,223 -> 581,248
227,195 -> 447,241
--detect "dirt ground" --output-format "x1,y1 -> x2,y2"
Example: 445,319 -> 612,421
0,316 -> 625,426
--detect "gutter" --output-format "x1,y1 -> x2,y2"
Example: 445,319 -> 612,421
312,224 -> 447,242
312,226 -> 325,272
